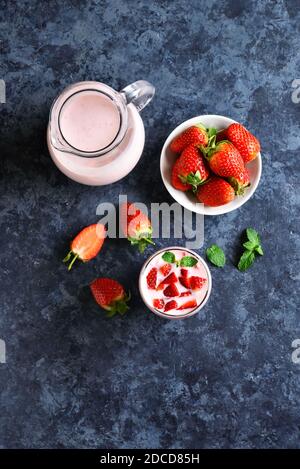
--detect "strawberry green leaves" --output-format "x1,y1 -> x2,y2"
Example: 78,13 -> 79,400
206,244 -> 226,267
238,228 -> 264,271
161,252 -> 198,267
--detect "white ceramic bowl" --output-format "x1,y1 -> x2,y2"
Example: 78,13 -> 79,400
139,246 -> 212,320
160,115 -> 262,215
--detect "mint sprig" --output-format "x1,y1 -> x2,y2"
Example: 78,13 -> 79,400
238,228 -> 264,271
161,252 -> 198,267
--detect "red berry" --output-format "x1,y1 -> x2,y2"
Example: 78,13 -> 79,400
163,283 -> 180,297
172,145 -> 210,192
120,202 -> 155,253
164,300 -> 178,312
159,264 -> 172,277
170,125 -> 209,153
189,276 -> 206,290
180,291 -> 192,297
171,158 -> 192,192
90,278 -> 129,316
206,141 -> 246,181
157,272 -> 178,289
179,276 -> 190,289
226,123 -> 260,163
197,176 -> 235,207
177,299 -> 197,310
146,267 -> 157,289
63,224 -> 106,270
153,299 -> 164,310
180,268 -> 189,277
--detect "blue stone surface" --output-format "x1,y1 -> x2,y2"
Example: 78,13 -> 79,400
0,0 -> 300,449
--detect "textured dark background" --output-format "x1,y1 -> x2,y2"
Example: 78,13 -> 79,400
0,0 -> 300,449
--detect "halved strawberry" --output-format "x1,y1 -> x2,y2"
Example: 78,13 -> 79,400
177,299 -> 197,310
163,283 -> 180,297
90,278 -> 130,317
63,223 -> 106,270
157,272 -> 178,290
159,263 -> 172,277
164,300 -> 178,312
153,299 -> 164,310
146,267 -> 157,289
189,276 -> 206,290
180,291 -> 192,297
179,276 -> 190,289
120,202 -> 155,253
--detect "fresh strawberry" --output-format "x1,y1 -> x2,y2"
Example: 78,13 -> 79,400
170,124 -> 209,153
63,223 -> 106,270
120,202 -> 155,253
157,272 -> 178,289
216,128 -> 228,142
163,283 -> 180,297
226,123 -> 260,163
164,300 -> 178,312
228,167 -> 250,195
171,158 -> 192,192
177,299 -> 197,310
204,141 -> 246,181
179,276 -> 190,289
189,276 -> 206,290
180,291 -> 192,297
159,263 -> 172,277
197,176 -> 235,207
146,267 -> 157,289
171,145 -> 210,192
180,268 -> 189,277
153,299 -> 164,310
90,278 -> 130,317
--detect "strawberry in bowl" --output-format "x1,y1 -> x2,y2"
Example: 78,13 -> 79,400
160,115 -> 262,216
139,247 -> 212,319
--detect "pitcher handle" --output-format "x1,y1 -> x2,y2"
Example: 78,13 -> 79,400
120,80 -> 155,112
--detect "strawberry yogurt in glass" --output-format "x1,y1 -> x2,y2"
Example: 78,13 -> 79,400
139,247 -> 212,319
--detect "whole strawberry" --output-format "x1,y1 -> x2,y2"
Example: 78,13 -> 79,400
172,144 -> 209,192
171,158 -> 192,192
63,223 -> 106,270
120,202 -> 155,253
197,176 -> 235,207
205,141 -> 246,181
226,123 -> 260,163
90,278 -> 130,317
170,124 -> 209,153
228,167 -> 250,195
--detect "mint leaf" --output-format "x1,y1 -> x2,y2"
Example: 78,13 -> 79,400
162,251 -> 176,264
238,250 -> 255,271
246,228 -> 260,245
206,244 -> 226,268
255,245 -> 264,256
243,240 -> 257,251
180,256 -> 198,267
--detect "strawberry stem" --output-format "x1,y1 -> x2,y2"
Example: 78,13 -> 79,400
65,253 -> 79,271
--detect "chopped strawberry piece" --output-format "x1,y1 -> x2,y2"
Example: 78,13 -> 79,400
163,283 -> 180,297
180,291 -> 192,297
180,268 -> 189,277
153,299 -> 164,310
157,272 -> 178,290
164,300 -> 178,312
159,263 -> 172,277
189,276 -> 206,290
177,299 -> 197,310
146,267 -> 157,289
179,276 -> 190,289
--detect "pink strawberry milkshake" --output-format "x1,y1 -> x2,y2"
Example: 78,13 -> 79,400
139,247 -> 212,319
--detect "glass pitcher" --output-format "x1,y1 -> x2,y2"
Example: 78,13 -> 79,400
47,80 -> 155,185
